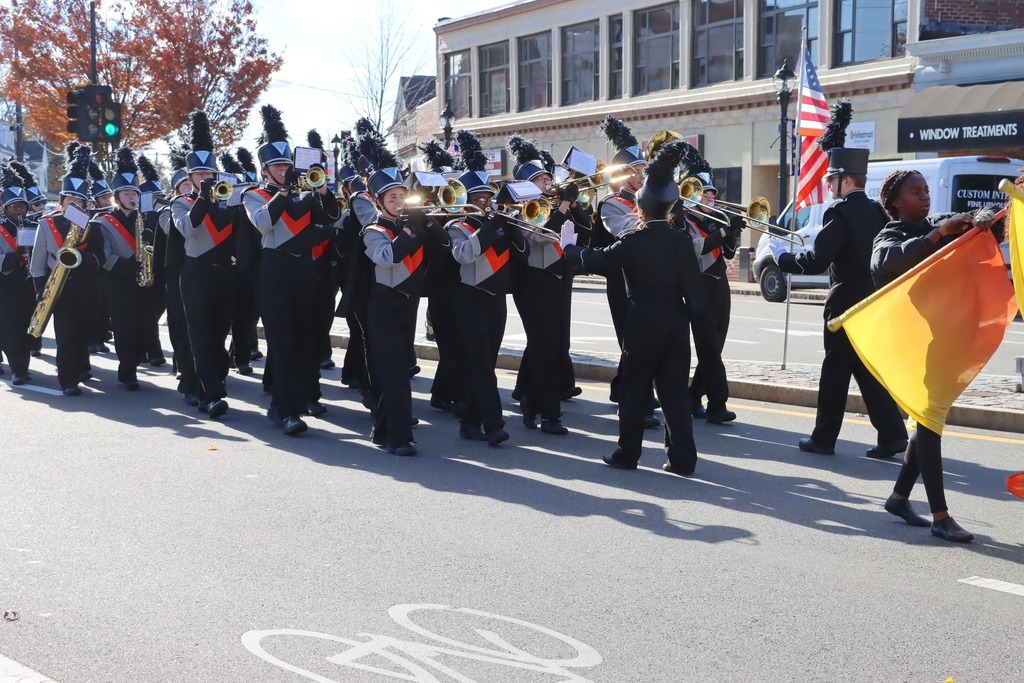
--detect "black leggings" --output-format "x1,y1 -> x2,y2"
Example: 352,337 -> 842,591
893,425 -> 947,514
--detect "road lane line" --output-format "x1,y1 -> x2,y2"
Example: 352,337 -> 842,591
0,653 -> 59,682
958,576 -> 1024,597
1,382 -> 64,397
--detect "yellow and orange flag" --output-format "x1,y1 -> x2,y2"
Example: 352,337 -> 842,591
1004,179 -> 1024,314
828,225 -> 1017,434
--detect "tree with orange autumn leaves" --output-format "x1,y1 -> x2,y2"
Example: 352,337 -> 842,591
1,0 -> 281,149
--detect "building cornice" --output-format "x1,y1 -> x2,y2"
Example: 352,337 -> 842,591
435,0 -> 555,34
906,29 -> 1024,65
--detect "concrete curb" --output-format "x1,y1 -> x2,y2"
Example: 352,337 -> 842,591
324,333 -> 1024,434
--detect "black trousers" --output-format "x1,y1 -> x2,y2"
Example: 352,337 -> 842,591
165,266 -> 197,395
894,425 -> 947,514
313,256 -> 336,364
606,268 -> 653,412
366,284 -> 418,448
230,266 -> 260,367
617,302 -> 697,471
812,324 -> 907,449
558,273 -> 576,394
260,249 -> 318,419
52,271 -> 96,389
689,273 -> 731,412
428,284 -> 463,405
105,273 -> 146,383
0,275 -> 34,376
141,270 -> 165,359
180,257 -> 233,402
342,309 -> 369,393
513,268 -> 564,421
456,284 -> 506,432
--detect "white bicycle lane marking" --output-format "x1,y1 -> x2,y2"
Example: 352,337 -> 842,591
242,603 -> 602,682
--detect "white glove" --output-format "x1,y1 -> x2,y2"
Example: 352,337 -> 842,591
972,207 -> 997,230
768,236 -> 787,262
560,221 -> 577,249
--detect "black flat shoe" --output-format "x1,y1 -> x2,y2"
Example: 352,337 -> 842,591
236,364 -> 254,376
691,403 -> 707,419
267,406 -> 284,428
459,424 -> 487,441
643,414 -> 661,429
560,386 -> 582,400
320,358 -> 336,369
884,496 -> 930,527
540,419 -> 568,435
148,356 -> 167,367
184,393 -> 200,407
706,408 -> 737,424
663,462 -> 695,476
866,440 -> 909,459
798,437 -> 834,455
388,442 -> 417,457
283,416 -> 308,436
521,397 -> 538,429
11,373 -> 28,386
485,428 -> 509,446
931,516 -> 974,543
306,401 -> 327,417
250,350 -> 264,361
603,452 -> 638,470
62,385 -> 81,397
124,380 -> 140,392
207,399 -> 229,419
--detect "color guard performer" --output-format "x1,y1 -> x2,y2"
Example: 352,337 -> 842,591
92,146 -> 150,390
28,145 -> 105,396
0,163 -> 36,386
171,110 -> 235,418
243,105 -> 338,435
563,140 -> 705,475
447,129 -> 528,445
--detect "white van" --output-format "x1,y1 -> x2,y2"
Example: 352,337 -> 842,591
752,155 -> 1022,302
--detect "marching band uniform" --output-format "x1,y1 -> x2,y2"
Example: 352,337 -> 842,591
563,140 -> 705,474
87,162 -> 114,354
171,111 -> 235,418
92,147 -> 150,390
10,162 -> 44,359
773,146 -> 907,456
243,105 -> 338,435
28,148 -> 105,395
0,165 -> 35,385
361,162 -> 427,456
137,155 -> 167,367
229,150 -> 262,375
336,162 -> 374,395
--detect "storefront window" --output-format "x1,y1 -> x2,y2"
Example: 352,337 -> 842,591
633,4 -> 679,95
519,32 -> 552,112
692,0 -> 744,86
758,1 -> 818,78
479,41 -> 510,117
562,21 -> 600,106
834,0 -> 908,65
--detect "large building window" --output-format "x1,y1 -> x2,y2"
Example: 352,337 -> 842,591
444,50 -> 472,120
633,4 -> 680,95
758,1 -> 818,78
562,21 -> 600,106
692,0 -> 744,86
609,14 -> 623,100
479,41 -> 510,117
834,0 -> 909,65
518,32 -> 552,112
714,167 -> 742,205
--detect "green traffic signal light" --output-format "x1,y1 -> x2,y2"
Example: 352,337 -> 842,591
104,121 -> 120,137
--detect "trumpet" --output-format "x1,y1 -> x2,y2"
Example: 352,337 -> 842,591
336,195 -> 349,212
210,181 -> 233,202
304,166 -> 326,189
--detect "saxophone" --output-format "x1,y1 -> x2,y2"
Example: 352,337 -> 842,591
135,209 -> 155,287
28,220 -> 88,338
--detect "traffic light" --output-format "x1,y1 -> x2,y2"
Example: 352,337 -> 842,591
67,84 -> 122,145
66,87 -> 85,136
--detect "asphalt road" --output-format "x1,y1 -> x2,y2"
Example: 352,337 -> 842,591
2,346 -> 1023,682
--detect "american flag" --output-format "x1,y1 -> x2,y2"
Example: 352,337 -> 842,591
446,141 -> 460,156
794,40 -> 829,209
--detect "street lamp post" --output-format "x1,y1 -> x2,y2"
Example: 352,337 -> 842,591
440,101 -> 455,148
774,60 -> 795,214
330,134 -> 342,191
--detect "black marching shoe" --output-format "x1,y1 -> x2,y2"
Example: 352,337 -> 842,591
250,349 -> 264,361
388,442 -> 417,457
430,397 -> 456,413
459,424 -> 488,441
931,516 -> 974,543
540,419 -> 568,435
306,401 -> 327,417
603,451 -> 638,471
644,414 -> 661,429
148,355 -> 167,367
207,399 -> 229,419
62,385 -> 82,397
798,437 -> 835,455
11,373 -> 29,386
320,358 -> 336,369
560,386 -> 583,401
884,496 -> 930,527
236,363 -> 254,376
866,440 -> 909,459
691,403 -> 707,419
662,462 -> 695,476
184,392 -> 200,407
124,380 -> 140,392
283,416 -> 308,436
705,408 -> 737,424
485,427 -> 510,446
79,371 -> 93,382
267,406 -> 284,428
521,396 -> 538,429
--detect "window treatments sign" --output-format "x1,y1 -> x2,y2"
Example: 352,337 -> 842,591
898,111 -> 1024,152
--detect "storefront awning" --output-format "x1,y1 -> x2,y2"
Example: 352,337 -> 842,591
897,82 -> 1024,153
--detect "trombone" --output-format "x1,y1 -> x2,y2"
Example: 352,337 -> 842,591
495,198 -> 559,241
548,162 -> 634,209
678,176 -> 805,246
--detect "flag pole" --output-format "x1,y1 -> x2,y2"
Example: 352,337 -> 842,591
781,26 -> 808,371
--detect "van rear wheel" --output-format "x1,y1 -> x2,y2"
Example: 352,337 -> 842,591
759,262 -> 787,302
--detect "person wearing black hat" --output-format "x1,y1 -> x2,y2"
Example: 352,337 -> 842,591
505,135 -> 583,435
769,101 -> 907,459
159,144 -> 200,405
305,129 -> 337,391
447,130 -> 527,445
243,105 -> 338,435
358,138 -> 428,456
223,148 -> 261,376
28,145 -> 106,396
562,140 -> 705,475
0,162 -> 36,386
171,110 -> 236,419
136,154 -> 167,368
91,146 -> 150,390
7,161 -> 45,359
86,156 -> 113,354
670,147 -> 741,425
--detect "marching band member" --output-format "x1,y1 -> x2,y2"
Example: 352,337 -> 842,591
137,154 -> 168,368
419,139 -> 464,415
306,129 -> 337,387
770,105 -> 908,459
447,130 -> 528,445
359,138 -> 428,456
230,147 -> 263,374
506,135 -> 575,435
171,110 -> 235,419
671,147 -> 741,424
87,157 -> 113,354
9,161 -> 45,358
28,145 -> 105,396
562,140 -> 705,475
0,163 -> 36,386
243,105 -> 338,435
92,146 -> 150,391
